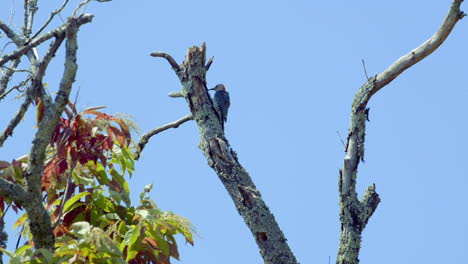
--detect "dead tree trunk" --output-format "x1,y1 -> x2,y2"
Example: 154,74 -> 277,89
337,1 -> 465,263
151,44 -> 298,264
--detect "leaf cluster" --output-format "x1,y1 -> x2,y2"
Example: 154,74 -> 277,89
0,103 -> 194,263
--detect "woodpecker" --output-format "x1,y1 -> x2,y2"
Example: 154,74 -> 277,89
209,84 -> 230,130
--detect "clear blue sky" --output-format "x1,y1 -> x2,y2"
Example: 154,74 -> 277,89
0,1 -> 467,263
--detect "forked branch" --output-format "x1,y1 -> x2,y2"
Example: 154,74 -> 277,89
337,1 -> 465,264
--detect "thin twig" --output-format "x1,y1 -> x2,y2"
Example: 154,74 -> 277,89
29,0 -> 70,40
361,59 -> 369,80
8,0 -> 16,26
0,58 -> 21,95
206,56 -> 214,70
336,131 -> 345,148
150,52 -> 181,72
0,94 -> 32,147
1,66 -> 32,74
0,14 -> 94,67
73,0 -> 92,17
53,165 -> 75,228
0,76 -> 31,101
134,114 -> 193,160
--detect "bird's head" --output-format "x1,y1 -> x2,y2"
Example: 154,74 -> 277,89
209,84 -> 226,92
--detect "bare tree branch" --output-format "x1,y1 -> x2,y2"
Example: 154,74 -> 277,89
0,94 -> 32,147
0,177 -> 29,205
369,0 -> 464,105
0,76 -> 30,101
152,43 -> 298,264
73,0 -> 93,17
134,114 -> 193,160
0,58 -> 22,96
29,0 -> 70,40
23,16 -> 83,251
336,1 -> 465,264
0,19 -> 24,45
23,0 -> 39,38
150,52 -> 181,72
0,14 -> 93,67
23,0 -> 31,37
37,34 -> 66,80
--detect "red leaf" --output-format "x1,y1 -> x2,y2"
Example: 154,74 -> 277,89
67,101 -> 78,115
53,225 -> 68,237
82,106 -> 106,113
0,197 -> 4,213
0,161 -> 10,170
109,179 -> 123,193
42,162 -> 54,190
108,126 -> 125,146
11,205 -> 17,214
63,204 -> 86,226
168,242 -> 179,260
57,158 -> 68,175
84,110 -> 108,119
143,237 -> 158,249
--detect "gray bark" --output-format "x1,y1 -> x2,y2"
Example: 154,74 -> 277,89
152,44 -> 298,264
336,1 -> 465,263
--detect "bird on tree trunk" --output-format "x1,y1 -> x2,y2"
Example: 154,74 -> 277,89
209,84 -> 230,131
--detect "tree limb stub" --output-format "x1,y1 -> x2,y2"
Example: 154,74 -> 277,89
337,2 -> 464,264
152,43 -> 298,264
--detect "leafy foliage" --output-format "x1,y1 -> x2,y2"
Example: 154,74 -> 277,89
0,103 -> 194,263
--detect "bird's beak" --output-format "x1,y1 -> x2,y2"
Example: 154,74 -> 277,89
209,87 -> 215,91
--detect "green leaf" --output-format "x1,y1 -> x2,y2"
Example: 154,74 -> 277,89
101,213 -> 121,221
91,228 -> 122,257
36,248 -> 54,263
109,190 -> 123,204
13,166 -> 23,180
110,257 -> 128,264
70,221 -> 91,240
135,209 -> 149,219
147,229 -> 169,257
124,224 -> 142,262
95,194 -> 115,213
63,192 -> 90,214
129,223 -> 142,248
13,213 -> 27,229
72,171 -> 95,186
112,145 -> 126,173
120,145 -> 135,176
109,168 -> 131,207
0,248 -> 17,258
15,244 -> 32,255
95,162 -> 110,185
